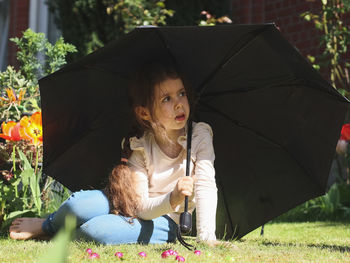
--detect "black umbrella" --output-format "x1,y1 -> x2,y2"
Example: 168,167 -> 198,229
39,24 -> 349,239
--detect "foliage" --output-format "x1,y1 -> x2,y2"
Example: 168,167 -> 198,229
276,183 -> 350,222
0,66 -> 39,121
198,10 -> 232,26
301,0 -> 350,97
46,0 -> 173,59
10,29 -> 76,83
0,29 -> 76,121
0,30 -> 75,233
105,0 -> 173,33
165,0 -> 231,26
38,215 -> 76,263
0,112 -> 47,232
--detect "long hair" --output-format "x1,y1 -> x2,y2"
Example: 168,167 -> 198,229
104,133 -> 140,217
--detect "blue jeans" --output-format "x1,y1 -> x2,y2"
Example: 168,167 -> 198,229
42,190 -> 177,245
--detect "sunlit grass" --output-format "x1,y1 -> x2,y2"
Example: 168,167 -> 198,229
0,222 -> 349,262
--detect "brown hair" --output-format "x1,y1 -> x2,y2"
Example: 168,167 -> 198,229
104,134 -> 140,217
105,61 -> 193,218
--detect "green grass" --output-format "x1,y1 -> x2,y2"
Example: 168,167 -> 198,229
0,222 -> 350,262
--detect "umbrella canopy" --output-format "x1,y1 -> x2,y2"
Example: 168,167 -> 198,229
39,24 -> 349,239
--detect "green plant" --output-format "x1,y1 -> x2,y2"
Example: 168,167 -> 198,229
10,29 -> 77,83
0,29 -> 76,122
0,111 -> 47,231
0,146 -> 46,231
106,0 -> 173,33
301,0 -> 350,97
0,30 -> 76,232
276,183 -> 350,221
0,66 -> 39,121
47,0 -> 173,59
165,0 -> 231,27
198,10 -> 232,26
38,215 -> 76,263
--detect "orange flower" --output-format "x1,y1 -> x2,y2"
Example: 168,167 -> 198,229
6,88 -> 16,102
19,111 -> 43,146
0,121 -> 21,141
0,88 -> 26,105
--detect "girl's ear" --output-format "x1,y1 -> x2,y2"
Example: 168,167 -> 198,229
135,106 -> 151,121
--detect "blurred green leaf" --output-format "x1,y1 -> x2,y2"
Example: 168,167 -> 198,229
38,215 -> 76,263
20,169 -> 33,187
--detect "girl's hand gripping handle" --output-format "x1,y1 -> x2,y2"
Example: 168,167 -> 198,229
170,176 -> 194,209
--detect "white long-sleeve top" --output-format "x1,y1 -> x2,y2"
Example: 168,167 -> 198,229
128,122 -> 218,241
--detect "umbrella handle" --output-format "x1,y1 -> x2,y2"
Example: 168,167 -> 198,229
179,210 -> 192,233
177,224 -> 195,250
179,120 -> 193,234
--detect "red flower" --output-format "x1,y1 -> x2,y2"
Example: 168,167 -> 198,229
340,124 -> 350,141
0,121 -> 21,141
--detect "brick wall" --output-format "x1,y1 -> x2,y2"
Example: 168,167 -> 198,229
232,0 -> 323,57
232,0 -> 350,85
8,0 -> 30,68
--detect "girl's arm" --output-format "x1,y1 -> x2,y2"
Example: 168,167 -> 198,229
192,123 -> 218,242
129,151 -> 174,220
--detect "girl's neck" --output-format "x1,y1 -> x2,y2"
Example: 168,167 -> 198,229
154,128 -> 185,159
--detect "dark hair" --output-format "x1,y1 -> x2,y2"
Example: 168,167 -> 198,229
105,61 -> 193,218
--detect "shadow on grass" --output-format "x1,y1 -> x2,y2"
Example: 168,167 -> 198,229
260,240 -> 350,253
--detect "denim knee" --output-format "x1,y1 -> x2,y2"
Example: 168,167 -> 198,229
42,190 -> 110,235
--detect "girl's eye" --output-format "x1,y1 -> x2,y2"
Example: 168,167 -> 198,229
162,96 -> 170,103
180,91 -> 186,97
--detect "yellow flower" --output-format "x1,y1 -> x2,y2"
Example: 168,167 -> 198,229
19,111 -> 43,146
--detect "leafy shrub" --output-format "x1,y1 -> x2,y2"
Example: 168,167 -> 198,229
301,0 -> 350,97
276,183 -> 350,222
47,0 -> 173,59
0,29 -> 76,232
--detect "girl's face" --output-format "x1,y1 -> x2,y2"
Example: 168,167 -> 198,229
153,77 -> 190,136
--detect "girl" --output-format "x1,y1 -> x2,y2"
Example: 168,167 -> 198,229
9,62 -> 218,245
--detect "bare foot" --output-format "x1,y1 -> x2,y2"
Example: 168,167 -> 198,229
9,217 -> 49,240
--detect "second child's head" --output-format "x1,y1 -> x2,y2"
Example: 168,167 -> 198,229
129,62 -> 192,139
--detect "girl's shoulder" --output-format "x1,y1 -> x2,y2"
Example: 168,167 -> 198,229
190,122 -> 215,161
192,121 -> 213,137
129,131 -> 153,152
128,132 -> 154,172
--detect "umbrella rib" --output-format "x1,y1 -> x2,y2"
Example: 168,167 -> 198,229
216,176 -> 236,236
199,101 -> 325,192
200,82 -> 347,103
196,26 -> 270,97
154,29 -> 181,71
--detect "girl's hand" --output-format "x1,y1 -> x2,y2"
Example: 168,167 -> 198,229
170,176 -> 194,209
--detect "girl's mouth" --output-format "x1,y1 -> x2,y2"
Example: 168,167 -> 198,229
175,114 -> 186,121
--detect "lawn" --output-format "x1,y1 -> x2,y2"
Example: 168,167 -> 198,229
0,221 -> 349,262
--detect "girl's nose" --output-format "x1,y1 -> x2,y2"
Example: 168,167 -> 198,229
175,99 -> 182,110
